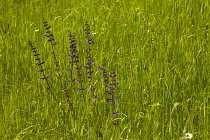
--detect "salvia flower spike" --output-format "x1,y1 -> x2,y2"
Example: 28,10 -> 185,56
28,40 -> 58,102
42,19 -> 61,78
84,21 -> 95,93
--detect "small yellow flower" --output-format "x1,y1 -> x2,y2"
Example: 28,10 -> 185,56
185,133 -> 193,139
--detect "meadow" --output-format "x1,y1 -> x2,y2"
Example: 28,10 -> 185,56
1,0 -> 210,139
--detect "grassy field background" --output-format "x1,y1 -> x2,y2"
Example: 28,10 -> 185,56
1,0 -> 210,139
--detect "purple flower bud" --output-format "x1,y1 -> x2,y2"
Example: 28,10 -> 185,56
68,55 -> 77,58
107,98 -> 115,103
34,54 -> 40,56
98,66 -> 104,70
113,123 -> 118,126
86,35 -> 91,38
45,26 -> 51,30
108,87 -> 114,91
86,61 -> 93,65
77,73 -> 84,76
66,69 -> 72,71
52,42 -> 57,46
88,71 -> 94,74
44,35 -> 50,38
89,41 -> 94,45
111,111 -> 119,115
84,66 -> 91,69
110,75 -> 117,77
70,79 -> 75,82
77,87 -> 86,91
38,68 -> 44,73
111,82 -> 119,86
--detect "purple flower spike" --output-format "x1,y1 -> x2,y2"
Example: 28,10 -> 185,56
46,87 -> 50,90
79,100 -> 84,102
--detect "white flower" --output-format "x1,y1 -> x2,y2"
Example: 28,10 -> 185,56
185,133 -> 193,139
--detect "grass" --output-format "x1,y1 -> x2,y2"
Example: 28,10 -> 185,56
1,0 -> 210,139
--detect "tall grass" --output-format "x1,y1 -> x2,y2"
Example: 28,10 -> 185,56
1,0 -> 209,139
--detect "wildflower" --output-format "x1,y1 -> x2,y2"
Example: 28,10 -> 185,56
185,133 -> 193,139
